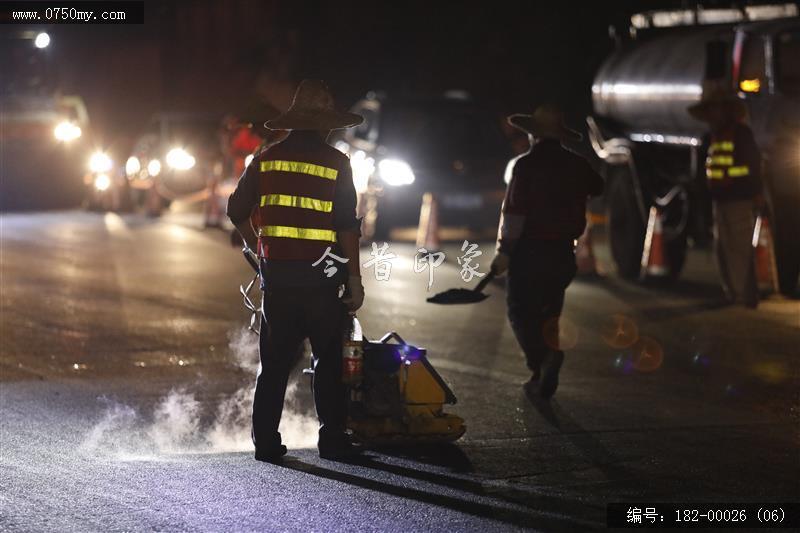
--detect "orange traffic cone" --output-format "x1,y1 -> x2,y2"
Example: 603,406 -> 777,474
576,212 -> 600,276
640,206 -> 668,278
416,192 -> 440,250
752,215 -> 779,294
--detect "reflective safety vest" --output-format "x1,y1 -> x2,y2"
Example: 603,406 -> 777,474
705,139 -> 751,183
256,159 -> 339,260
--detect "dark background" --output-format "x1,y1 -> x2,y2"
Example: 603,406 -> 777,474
25,0 -> 715,152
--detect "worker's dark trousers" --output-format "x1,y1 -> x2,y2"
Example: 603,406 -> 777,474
252,284 -> 347,450
506,240 -> 577,376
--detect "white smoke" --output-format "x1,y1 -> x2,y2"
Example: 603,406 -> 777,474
82,327 -> 319,458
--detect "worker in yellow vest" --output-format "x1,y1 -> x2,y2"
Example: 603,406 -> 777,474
689,80 -> 763,308
227,80 -> 364,461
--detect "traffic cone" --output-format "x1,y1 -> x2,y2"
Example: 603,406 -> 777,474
575,212 -> 599,276
416,192 -> 440,250
640,206 -> 668,278
752,215 -> 779,294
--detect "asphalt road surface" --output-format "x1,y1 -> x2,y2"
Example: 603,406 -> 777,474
1,210 -> 798,532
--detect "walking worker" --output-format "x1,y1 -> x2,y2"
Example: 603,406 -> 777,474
227,80 -> 365,462
688,80 -> 763,308
491,104 -> 603,400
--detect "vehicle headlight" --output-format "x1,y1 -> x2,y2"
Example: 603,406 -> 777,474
351,150 -> 375,193
125,156 -> 141,177
89,151 -> 113,173
54,121 -> 82,142
378,158 -> 415,186
94,174 -> 111,191
147,159 -> 161,177
166,147 -> 196,170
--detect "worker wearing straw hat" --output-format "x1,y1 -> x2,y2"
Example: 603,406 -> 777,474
491,104 -> 604,400
227,80 -> 365,461
688,80 -> 763,307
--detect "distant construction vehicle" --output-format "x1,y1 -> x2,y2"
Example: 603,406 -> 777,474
588,3 -> 799,294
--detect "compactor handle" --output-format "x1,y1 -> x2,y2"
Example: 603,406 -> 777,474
379,331 -> 407,345
243,246 -> 260,273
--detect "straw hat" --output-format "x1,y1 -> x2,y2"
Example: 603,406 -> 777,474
687,80 -> 746,122
508,104 -> 582,142
265,79 -> 363,131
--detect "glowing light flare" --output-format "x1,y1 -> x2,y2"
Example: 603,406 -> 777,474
89,151 -> 113,173
601,314 -> 639,349
125,156 -> 141,177
166,148 -> 196,170
34,32 -> 50,49
750,361 -> 788,384
147,159 -> 161,177
739,78 -> 761,93
351,150 -> 375,193
542,316 -> 579,351
94,174 -> 111,191
613,353 -> 636,374
54,121 -> 82,142
378,158 -> 415,186
631,336 -> 664,372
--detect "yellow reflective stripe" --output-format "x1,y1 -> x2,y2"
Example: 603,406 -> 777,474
707,169 -> 725,179
727,165 -> 750,177
260,194 -> 332,212
710,141 -> 734,152
260,160 -> 338,180
259,225 -> 337,242
709,155 -> 734,166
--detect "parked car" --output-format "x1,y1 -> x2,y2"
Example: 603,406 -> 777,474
335,92 -> 514,242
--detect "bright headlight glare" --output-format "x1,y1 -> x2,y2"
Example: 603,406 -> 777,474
378,158 -> 415,186
166,147 -> 196,170
125,156 -> 141,177
351,150 -> 375,193
94,174 -> 111,191
147,159 -> 161,177
89,152 -> 113,173
54,121 -> 82,142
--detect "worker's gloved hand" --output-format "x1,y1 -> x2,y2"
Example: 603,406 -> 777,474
342,275 -> 365,312
491,252 -> 510,276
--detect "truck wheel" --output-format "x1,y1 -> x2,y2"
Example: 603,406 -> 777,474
607,168 -> 645,279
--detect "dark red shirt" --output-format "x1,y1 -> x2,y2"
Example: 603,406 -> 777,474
504,140 -> 604,241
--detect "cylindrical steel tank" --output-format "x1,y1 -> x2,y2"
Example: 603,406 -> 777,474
592,27 -> 734,138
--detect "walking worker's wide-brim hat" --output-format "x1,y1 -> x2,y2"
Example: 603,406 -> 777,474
507,104 -> 582,142
687,80 -> 746,122
265,79 -> 364,131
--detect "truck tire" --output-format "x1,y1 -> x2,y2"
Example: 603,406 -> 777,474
607,167 -> 646,279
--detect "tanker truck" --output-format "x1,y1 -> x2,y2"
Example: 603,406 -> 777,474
587,4 -> 799,295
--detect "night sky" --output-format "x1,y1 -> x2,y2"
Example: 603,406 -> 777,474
20,0 -> 749,153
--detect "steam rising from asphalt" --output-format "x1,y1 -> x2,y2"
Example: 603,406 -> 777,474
82,327 -> 318,458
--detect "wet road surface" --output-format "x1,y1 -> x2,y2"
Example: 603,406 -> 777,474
1,210 -> 798,532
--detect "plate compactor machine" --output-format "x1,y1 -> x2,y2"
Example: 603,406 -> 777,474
240,248 -> 465,446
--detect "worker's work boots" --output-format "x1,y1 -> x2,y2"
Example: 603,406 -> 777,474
318,430 -> 362,461
254,443 -> 288,463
